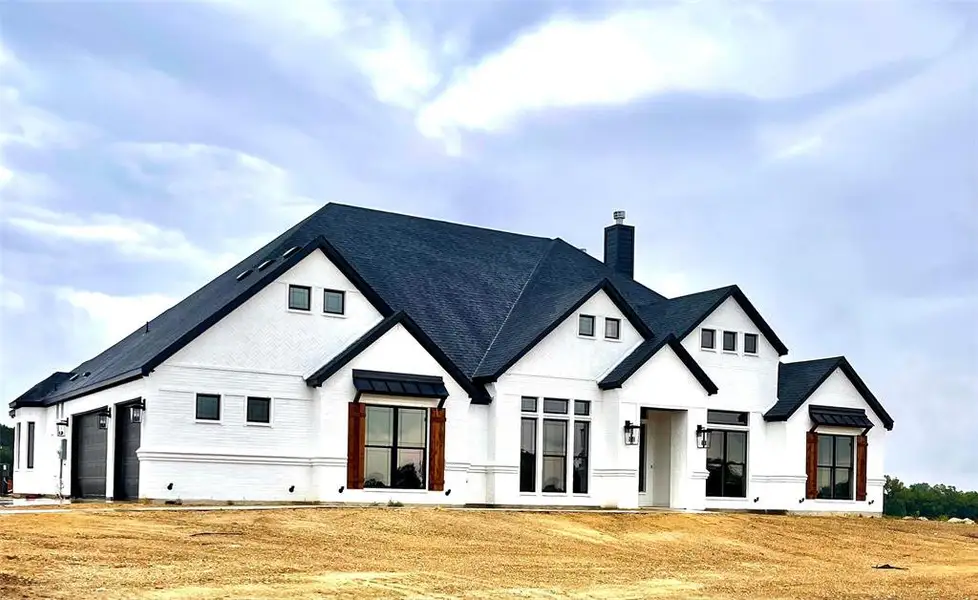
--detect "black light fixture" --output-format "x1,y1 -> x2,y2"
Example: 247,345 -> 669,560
130,400 -> 145,424
56,419 -> 69,437
96,407 -> 111,429
695,425 -> 711,449
623,420 -> 641,446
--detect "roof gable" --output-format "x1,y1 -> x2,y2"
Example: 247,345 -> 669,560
598,335 -> 718,394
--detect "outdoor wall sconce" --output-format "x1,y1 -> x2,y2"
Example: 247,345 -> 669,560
96,407 -> 111,429
695,425 -> 711,449
130,400 -> 145,424
56,419 -> 69,437
623,420 -> 641,446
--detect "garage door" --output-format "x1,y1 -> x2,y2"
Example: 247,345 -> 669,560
72,412 -> 107,498
114,405 -> 141,500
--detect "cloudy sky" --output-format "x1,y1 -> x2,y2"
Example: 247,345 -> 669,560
1,1 -> 975,487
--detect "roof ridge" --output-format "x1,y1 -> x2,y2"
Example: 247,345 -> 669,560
329,203 -> 554,242
472,239 -> 559,376
666,284 -> 738,301
782,355 -> 845,366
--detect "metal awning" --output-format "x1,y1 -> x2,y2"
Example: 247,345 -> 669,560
809,405 -> 874,429
352,370 -> 449,399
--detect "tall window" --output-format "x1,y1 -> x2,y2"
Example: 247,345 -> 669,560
26,422 -> 35,469
817,434 -> 853,500
705,411 -> 748,498
15,423 -> 20,469
364,406 -> 427,489
520,397 -> 590,494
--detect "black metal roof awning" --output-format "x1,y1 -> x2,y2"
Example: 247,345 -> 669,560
352,370 -> 449,399
809,405 -> 874,429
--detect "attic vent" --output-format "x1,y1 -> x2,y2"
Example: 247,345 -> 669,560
257,259 -> 275,271
236,269 -> 253,281
68,374 -> 79,382
82,371 -> 91,377
282,246 -> 301,259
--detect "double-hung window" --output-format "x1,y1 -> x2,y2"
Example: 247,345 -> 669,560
26,422 -> 35,469
364,405 -> 427,489
705,410 -> 748,498
520,397 -> 591,494
817,434 -> 854,500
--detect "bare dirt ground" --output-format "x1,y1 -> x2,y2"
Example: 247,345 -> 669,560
1,507 -> 976,599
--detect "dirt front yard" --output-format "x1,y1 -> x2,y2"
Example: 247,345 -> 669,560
1,506 -> 976,599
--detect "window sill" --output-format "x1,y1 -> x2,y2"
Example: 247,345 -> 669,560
287,309 -> 313,315
706,496 -> 748,501
811,498 -> 858,503
194,420 -> 223,425
577,334 -> 596,340
603,337 -> 622,343
361,487 -> 430,494
722,350 -> 739,355
244,422 -> 272,428
701,347 -> 716,352
744,352 -> 758,358
322,312 -> 347,319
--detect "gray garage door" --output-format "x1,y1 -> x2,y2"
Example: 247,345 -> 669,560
72,412 -> 107,498
114,405 -> 141,500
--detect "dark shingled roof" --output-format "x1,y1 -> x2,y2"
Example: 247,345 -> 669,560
10,203 -> 795,409
598,335 -> 718,394
767,357 -> 894,430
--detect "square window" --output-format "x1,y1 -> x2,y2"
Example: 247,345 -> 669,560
195,394 -> 221,421
578,314 -> 595,337
246,397 -> 271,424
324,290 -> 345,315
604,318 -> 621,340
543,398 -> 569,414
574,400 -> 590,416
288,285 -> 311,311
722,331 -> 738,352
744,333 -> 758,354
521,397 -> 538,413
701,328 -> 716,349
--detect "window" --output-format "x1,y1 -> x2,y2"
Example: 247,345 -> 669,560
706,430 -> 747,497
246,397 -> 271,424
744,333 -> 758,355
604,318 -> 621,340
195,393 -> 221,421
578,314 -> 595,337
701,328 -> 716,349
26,422 -> 35,469
817,434 -> 854,500
520,397 -> 590,494
364,406 -> 427,489
722,331 -> 738,352
288,285 -> 311,311
15,423 -> 20,469
324,289 -> 345,315
708,410 -> 749,426
637,423 -> 647,493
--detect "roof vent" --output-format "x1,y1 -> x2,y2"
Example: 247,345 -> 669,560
82,371 -> 91,377
282,246 -> 301,259
257,259 -> 275,271
68,374 -> 79,382
236,269 -> 253,281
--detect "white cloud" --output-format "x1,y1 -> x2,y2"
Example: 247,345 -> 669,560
0,275 -> 26,313
56,288 -> 177,345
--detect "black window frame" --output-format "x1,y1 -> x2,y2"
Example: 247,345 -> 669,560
574,400 -> 590,416
364,405 -> 428,490
543,398 -> 568,414
701,328 -> 716,349
15,422 -> 20,469
744,333 -> 758,355
288,284 -> 311,311
604,317 -> 621,340
520,417 -> 536,493
542,418 -> 567,493
195,393 -> 221,421
637,422 -> 647,493
722,331 -> 738,352
26,422 -> 35,470
323,289 -> 346,315
578,314 -> 595,337
707,410 -> 749,426
816,434 -> 854,500
520,397 -> 589,495
573,421 -> 589,494
246,396 -> 272,424
706,429 -> 747,498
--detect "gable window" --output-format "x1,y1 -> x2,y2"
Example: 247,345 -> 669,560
364,405 -> 427,489
26,422 -> 35,469
520,397 -> 590,495
817,434 -> 853,500
706,410 -> 748,498
744,333 -> 758,355
288,285 -> 311,311
701,328 -> 716,350
722,331 -> 738,352
246,397 -> 271,424
578,314 -> 595,337
324,289 -> 345,315
195,393 -> 221,421
604,318 -> 621,340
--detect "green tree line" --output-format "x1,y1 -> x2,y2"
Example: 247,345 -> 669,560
0,424 -> 12,472
884,475 -> 978,519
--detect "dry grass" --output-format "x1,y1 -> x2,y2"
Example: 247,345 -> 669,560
1,507 -> 976,599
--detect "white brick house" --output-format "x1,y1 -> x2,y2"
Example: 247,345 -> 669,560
8,205 -> 893,512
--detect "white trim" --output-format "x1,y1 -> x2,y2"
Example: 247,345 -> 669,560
751,474 -> 807,484
690,470 -> 710,480
137,450 -> 347,467
158,364 -> 307,378
592,468 -> 637,478
359,395 -> 440,408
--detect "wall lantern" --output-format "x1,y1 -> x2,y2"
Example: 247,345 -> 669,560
695,424 -> 711,449
623,420 -> 641,446
56,419 -> 69,437
96,407 -> 111,430
130,400 -> 145,424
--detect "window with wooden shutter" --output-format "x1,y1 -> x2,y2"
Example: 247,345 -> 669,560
856,435 -> 868,501
347,402 -> 366,489
805,431 -> 818,499
428,407 -> 446,491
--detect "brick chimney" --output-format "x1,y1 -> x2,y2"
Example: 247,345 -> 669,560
604,210 -> 634,279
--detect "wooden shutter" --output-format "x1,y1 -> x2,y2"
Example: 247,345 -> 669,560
805,431 -> 818,499
428,407 -> 446,492
347,402 -> 366,489
856,435 -> 868,502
